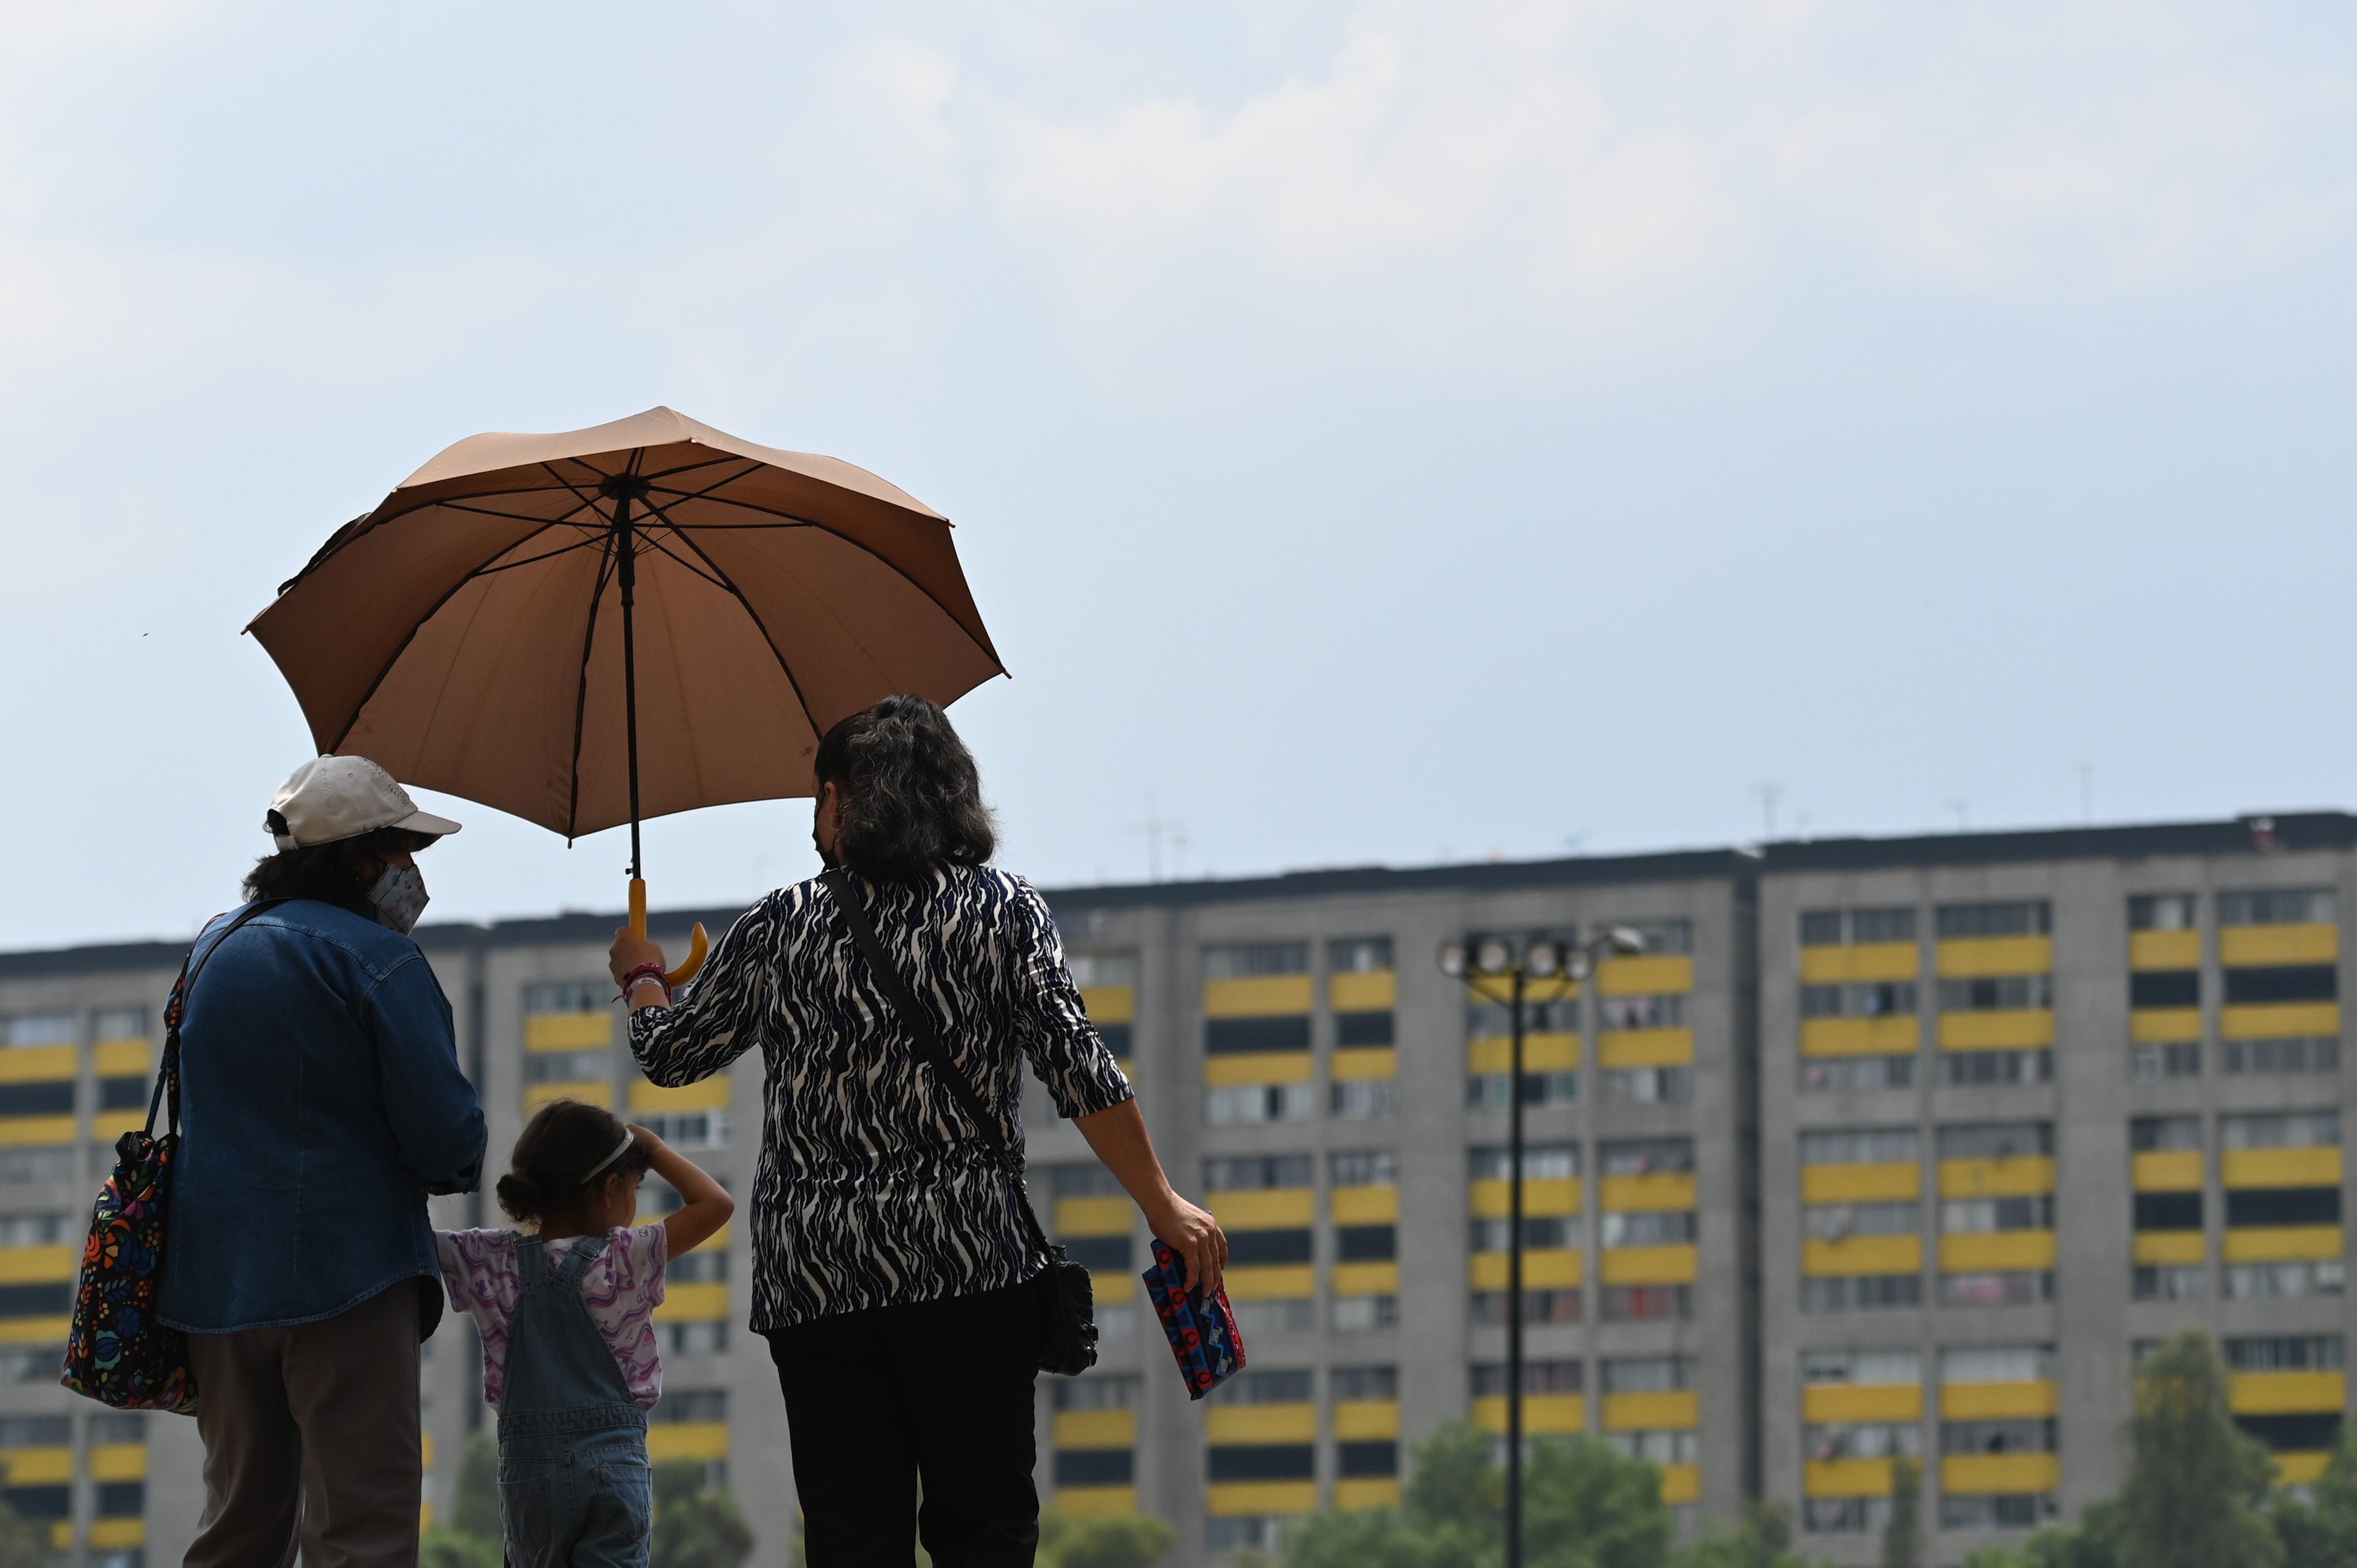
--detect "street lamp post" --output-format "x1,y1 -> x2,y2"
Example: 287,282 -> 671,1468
1439,925 -> 1645,1568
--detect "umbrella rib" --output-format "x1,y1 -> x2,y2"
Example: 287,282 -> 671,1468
643,457 -> 769,508
564,527 -> 624,843
639,532 -> 733,592
467,532 -> 612,577
655,518 -> 825,745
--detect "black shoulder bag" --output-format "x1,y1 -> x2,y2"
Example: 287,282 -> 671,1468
823,868 -> 1098,1376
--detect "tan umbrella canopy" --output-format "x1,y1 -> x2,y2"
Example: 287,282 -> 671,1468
249,406 -> 1004,976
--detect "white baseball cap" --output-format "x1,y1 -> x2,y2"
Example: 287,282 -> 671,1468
266,756 -> 462,851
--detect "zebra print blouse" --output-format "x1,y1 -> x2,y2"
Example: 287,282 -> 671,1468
628,864 -> 1133,1331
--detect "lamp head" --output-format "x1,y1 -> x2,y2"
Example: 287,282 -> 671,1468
1438,940 -> 1469,979
1475,937 -> 1514,977
1605,925 -> 1647,956
1525,938 -> 1563,978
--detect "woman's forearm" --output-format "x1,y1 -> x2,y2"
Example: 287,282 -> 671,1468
1072,1098 -> 1175,1210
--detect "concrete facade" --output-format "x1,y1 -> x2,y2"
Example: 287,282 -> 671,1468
0,812 -> 2350,1566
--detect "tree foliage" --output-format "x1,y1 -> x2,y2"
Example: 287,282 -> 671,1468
651,1462 -> 756,1568
2118,1331 -> 2282,1568
1879,1456 -> 1923,1568
1038,1504 -> 1177,1568
0,1500 -> 48,1568
2269,1418 -> 2357,1568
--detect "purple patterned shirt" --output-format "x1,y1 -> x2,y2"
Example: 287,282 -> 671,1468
434,1224 -> 669,1410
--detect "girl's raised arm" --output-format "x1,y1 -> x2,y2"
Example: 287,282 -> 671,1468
631,1125 -> 734,1256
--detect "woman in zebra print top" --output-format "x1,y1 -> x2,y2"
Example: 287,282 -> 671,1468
609,695 -> 1222,1566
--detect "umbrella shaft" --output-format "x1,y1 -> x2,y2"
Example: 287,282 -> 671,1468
615,495 -> 643,881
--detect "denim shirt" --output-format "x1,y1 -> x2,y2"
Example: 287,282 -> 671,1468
157,898 -> 488,1333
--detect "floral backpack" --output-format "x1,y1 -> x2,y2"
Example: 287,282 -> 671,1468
59,901 -> 281,1413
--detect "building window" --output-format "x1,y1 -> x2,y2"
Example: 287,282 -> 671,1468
635,1111 -> 727,1150
2224,1336 -> 2344,1373
1939,1493 -> 2056,1530
2225,1261 -> 2347,1300
1937,974 -> 2054,1011
1468,997 -> 1581,1037
1600,1211 -> 1695,1248
2133,1266 -> 2204,1301
1230,1299 -> 1316,1336
1942,1196 -> 2053,1234
1054,1373 -> 1142,1409
1204,1085 -> 1314,1125
1207,1015 -> 1313,1054
524,1050 -> 609,1085
2130,895 -> 2199,931
1601,1355 -> 1690,1393
1055,1449 -> 1134,1487
2129,970 -> 2201,1008
1802,1348 -> 1923,1384
658,1321 -> 727,1355
1800,907 -> 1918,946
0,1013 -> 75,1046
1206,1517 -> 1285,1553
0,1214 -> 68,1248
652,1388 -> 730,1422
1601,1286 -> 1692,1322
1333,1365 -> 1400,1401
1068,952 -> 1138,989
1804,1498 -> 1891,1534
1470,1290 -> 1581,1325
2133,1191 -> 2203,1231
1941,1418 -> 2056,1457
2130,1115 -> 2201,1152
1204,943 -> 1311,979
1940,1049 -> 2052,1087
524,982 -> 606,1015
2130,1042 -> 2202,1080
1801,982 -> 1918,1018
2219,889 -> 2339,926
1600,1138 -> 1694,1175
1204,1155 -> 1314,1191
1330,1150 -> 1399,1188
1801,1275 -> 1922,1313
1336,1225 -> 1397,1261
1599,993 -> 1686,1030
1935,902 -> 2052,940
2220,1111 -> 2340,1150
2223,966 -> 2339,1005
1605,1428 -> 1700,1464
1608,918 -> 1694,955
1940,1345 -> 2057,1384
1601,1067 -> 1692,1105
1801,1126 -> 1921,1165
1471,1359 -> 1584,1395
1800,1055 -> 1915,1093
1935,1123 -> 2054,1160
1330,937 -> 1394,974
2221,1038 -> 2340,1076
1338,1440 -> 1399,1477
1806,1420 -> 1921,1460
90,1007 -> 149,1042
0,1082 -> 74,1118
2225,1186 -> 2341,1227
1063,1236 -> 1132,1273
1335,1011 -> 1395,1046
1469,1144 -> 1581,1182
1330,1079 -> 1399,1118
1938,1271 -> 2054,1306
1466,1072 -> 1578,1110
1331,1295 -> 1398,1333
1470,1216 -> 1583,1252
1804,1201 -> 1921,1240
666,1250 -> 728,1283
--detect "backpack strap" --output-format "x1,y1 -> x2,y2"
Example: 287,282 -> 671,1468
821,868 -> 1052,1262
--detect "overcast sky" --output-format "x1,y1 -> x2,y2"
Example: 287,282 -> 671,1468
4,1 -> 2355,951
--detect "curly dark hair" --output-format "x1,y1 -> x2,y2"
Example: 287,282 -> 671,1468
495,1099 -> 654,1225
241,826 -> 440,905
813,695 -> 996,884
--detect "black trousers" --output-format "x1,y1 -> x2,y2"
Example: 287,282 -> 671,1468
767,1276 -> 1043,1567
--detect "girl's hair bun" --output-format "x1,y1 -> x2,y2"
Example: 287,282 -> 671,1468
495,1098 -> 654,1223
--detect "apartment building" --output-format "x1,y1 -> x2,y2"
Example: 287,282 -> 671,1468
0,812 -> 2348,1566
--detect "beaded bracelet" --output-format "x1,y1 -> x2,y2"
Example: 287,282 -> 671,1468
617,963 -> 672,1006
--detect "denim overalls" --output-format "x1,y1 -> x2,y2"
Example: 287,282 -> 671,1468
496,1235 -> 653,1567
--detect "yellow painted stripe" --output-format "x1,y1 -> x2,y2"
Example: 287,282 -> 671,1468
1805,1458 -> 1894,1498
1800,1017 -> 1920,1057
652,1283 -> 728,1322
1202,976 -> 1312,1017
2130,929 -> 2202,970
2223,1002 -> 2341,1040
2231,1371 -> 2346,1415
1079,984 -> 1135,1023
2222,1226 -> 2343,1263
1801,1162 -> 1920,1203
1332,1186 -> 1399,1224
1940,1381 -> 2057,1420
1330,1047 -> 1397,1082
0,1047 -> 75,1084
2132,1151 -> 2204,1191
1938,1157 -> 2056,1199
0,1116 -> 77,1146
0,1246 -> 77,1284
1058,1485 -> 1138,1515
1223,1264 -> 1315,1300
524,1080 -> 610,1110
1470,1250 -> 1582,1290
1597,1029 -> 1693,1068
0,1317 -> 69,1344
1936,936 -> 2053,978
1943,1453 -> 2058,1494
1335,1478 -> 1400,1510
1330,972 -> 1397,1011
1334,1400 -> 1401,1439
88,1520 -> 145,1549
628,1076 -> 729,1112
1470,1177 -> 1581,1218
1207,1404 -> 1316,1442
1474,1393 -> 1585,1434
1803,1384 -> 1921,1424
1599,1244 -> 1697,1285
0,1447 -> 70,1484
2221,925 -> 2338,965
1661,1464 -> 1700,1504
1055,1197 -> 1133,1237
1599,1172 -> 1695,1212
2133,1232 -> 2204,1265
1056,1409 -> 1137,1448
647,1423 -> 730,1461
524,1012 -> 613,1050
1604,1390 -> 1699,1430
2278,1452 -> 2332,1487
1802,1235 -> 1921,1277
1333,1262 -> 1400,1296
1940,1231 -> 2056,1272
1937,1010 -> 2053,1050
1205,1189 -> 1314,1228
1800,943 -> 1919,984
1206,1481 -> 1317,1516
92,1040 -> 151,1076
1202,1052 -> 1313,1087
88,1442 -> 146,1482
423,1433 -> 434,1467
1467,1032 -> 1580,1074
2223,1147 -> 2342,1189
1596,955 -> 1693,997
2131,1008 -> 2203,1043
92,1110 -> 141,1142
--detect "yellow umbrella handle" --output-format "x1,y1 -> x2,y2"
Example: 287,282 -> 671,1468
630,878 -> 711,988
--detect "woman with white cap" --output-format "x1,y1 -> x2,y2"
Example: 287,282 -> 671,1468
159,755 -> 488,1568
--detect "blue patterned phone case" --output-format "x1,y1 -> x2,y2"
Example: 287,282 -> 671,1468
1142,1238 -> 1246,1399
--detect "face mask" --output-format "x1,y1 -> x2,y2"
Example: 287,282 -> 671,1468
366,865 -> 429,935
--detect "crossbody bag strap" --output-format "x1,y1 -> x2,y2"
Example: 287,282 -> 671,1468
823,869 -> 1054,1259
147,899 -> 287,1139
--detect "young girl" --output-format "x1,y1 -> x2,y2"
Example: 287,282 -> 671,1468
436,1100 -> 733,1567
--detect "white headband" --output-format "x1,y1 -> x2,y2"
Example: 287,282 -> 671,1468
583,1129 -> 636,1183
